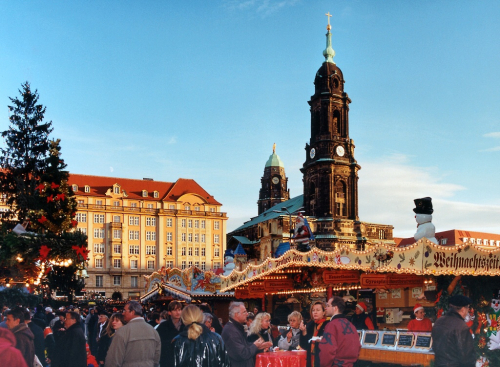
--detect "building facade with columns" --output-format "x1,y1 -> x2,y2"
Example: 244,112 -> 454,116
67,174 -> 227,298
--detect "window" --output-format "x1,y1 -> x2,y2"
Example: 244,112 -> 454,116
146,217 -> 156,226
95,258 -> 103,268
114,186 -> 120,194
142,190 -> 148,197
129,245 -> 139,255
188,220 -> 192,228
441,238 -> 448,245
131,276 -> 138,288
201,262 -> 206,270
85,185 -> 90,193
188,247 -> 193,256
210,208 -> 215,212
188,261 -> 193,268
214,247 -> 220,257
201,234 -> 206,243
167,232 -> 172,241
194,220 -> 199,228
146,246 -> 156,255
195,261 -> 199,268
169,204 -> 175,209
113,259 -> 121,268
194,234 -> 199,242
181,219 -> 186,228
94,229 -> 105,239
113,276 -> 121,286
96,275 -> 103,287
129,230 -> 139,240
72,184 -> 78,192
129,216 -> 139,226
131,202 -> 137,208
167,247 -> 172,256
94,214 -> 105,223
113,215 -> 120,223
181,247 -> 186,256
214,262 -> 221,269
147,204 -> 154,209
113,201 -> 120,207
166,261 -> 174,268
188,233 -> 192,242
76,213 -> 87,223
201,248 -> 206,257
181,233 -> 186,241
214,221 -> 220,230
146,231 -> 156,241
181,261 -> 186,270
195,247 -> 199,256
130,260 -> 138,269
154,191 -> 159,198
78,228 -> 87,235
201,220 -> 206,229
184,205 -> 190,210
113,244 -> 121,254
96,200 -> 103,206
214,235 -> 220,244
94,243 -> 105,253
113,229 -> 121,239
147,260 -> 155,270
77,200 -> 84,207
195,206 -> 200,211
378,229 -> 386,240
166,218 -> 172,227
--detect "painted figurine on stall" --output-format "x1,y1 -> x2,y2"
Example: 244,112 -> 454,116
413,197 -> 438,244
293,213 -> 314,252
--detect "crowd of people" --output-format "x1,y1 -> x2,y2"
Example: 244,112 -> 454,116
0,293 -> 475,367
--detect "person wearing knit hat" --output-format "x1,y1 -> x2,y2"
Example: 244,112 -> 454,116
349,302 -> 374,330
43,327 -> 56,365
432,294 -> 475,366
407,304 -> 433,332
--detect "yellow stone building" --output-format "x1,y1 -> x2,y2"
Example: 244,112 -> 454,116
67,174 -> 227,298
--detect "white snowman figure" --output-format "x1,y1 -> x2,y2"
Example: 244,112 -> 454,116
413,197 -> 438,245
223,249 -> 235,276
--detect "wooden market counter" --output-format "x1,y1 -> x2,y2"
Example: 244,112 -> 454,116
358,348 -> 434,366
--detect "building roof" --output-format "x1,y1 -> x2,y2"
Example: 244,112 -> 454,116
234,243 -> 247,256
231,236 -> 258,245
265,152 -> 285,168
231,195 -> 304,233
67,174 -> 221,205
396,229 -> 500,248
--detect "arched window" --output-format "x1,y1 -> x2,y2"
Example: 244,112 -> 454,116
333,110 -> 341,135
335,181 -> 346,216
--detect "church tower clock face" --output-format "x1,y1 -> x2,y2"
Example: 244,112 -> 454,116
272,177 -> 279,184
310,148 -> 316,159
336,145 -> 345,157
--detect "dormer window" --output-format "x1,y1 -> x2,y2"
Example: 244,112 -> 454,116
114,186 -> 120,194
142,190 -> 148,197
153,191 -> 159,198
72,184 -> 78,192
84,185 -> 90,193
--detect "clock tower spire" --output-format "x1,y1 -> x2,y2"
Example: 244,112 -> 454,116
258,144 -> 290,215
301,16 -> 360,222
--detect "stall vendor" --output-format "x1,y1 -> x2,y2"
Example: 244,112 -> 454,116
407,304 -> 433,332
350,302 -> 374,330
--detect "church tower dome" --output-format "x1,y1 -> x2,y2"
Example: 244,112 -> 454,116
257,144 -> 290,215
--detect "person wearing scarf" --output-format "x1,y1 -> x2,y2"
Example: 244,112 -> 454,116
299,301 -> 328,367
247,312 -> 272,352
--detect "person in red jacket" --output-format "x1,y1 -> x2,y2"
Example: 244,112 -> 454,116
407,304 -> 433,332
0,327 -> 29,367
349,302 -> 374,330
319,296 -> 361,367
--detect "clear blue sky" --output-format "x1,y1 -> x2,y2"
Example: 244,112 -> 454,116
1,1 -> 499,237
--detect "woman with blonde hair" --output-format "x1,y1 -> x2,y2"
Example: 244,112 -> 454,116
299,301 -> 328,367
96,312 -> 125,366
173,305 -> 230,367
246,312 -> 272,351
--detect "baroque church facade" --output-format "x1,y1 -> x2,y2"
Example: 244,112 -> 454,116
228,20 -> 394,260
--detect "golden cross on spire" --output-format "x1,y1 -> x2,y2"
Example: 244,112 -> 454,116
325,12 -> 332,31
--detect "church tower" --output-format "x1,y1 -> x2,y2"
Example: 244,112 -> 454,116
258,144 -> 290,214
301,15 -> 360,221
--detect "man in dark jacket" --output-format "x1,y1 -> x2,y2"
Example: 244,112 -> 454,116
157,301 -> 185,367
221,302 -> 272,367
24,310 -> 46,367
432,295 -> 476,367
52,311 -> 86,367
6,307 -> 35,367
319,297 -> 360,367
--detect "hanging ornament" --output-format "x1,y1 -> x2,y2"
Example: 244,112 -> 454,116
47,195 -> 54,203
72,245 -> 89,261
56,193 -> 65,201
51,182 -> 60,189
38,216 -> 47,224
39,245 -> 50,260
